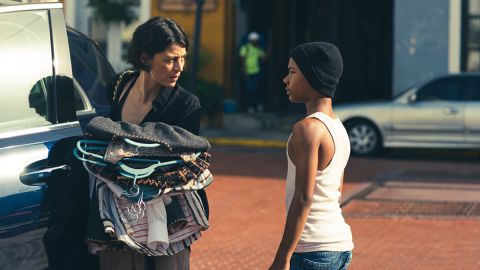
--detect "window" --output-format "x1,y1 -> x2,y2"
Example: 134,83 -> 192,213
417,77 -> 475,101
68,30 -> 115,115
73,82 -> 88,112
0,10 -> 53,132
463,0 -> 480,71
470,77 -> 480,101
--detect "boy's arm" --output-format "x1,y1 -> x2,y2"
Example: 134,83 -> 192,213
269,119 -> 324,270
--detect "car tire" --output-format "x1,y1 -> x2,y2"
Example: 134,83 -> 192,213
345,119 -> 382,156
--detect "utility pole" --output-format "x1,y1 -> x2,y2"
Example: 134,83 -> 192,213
189,0 -> 205,93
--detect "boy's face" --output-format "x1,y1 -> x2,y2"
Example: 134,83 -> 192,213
283,58 -> 313,103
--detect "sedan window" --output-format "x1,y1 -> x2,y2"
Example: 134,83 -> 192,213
470,78 -> 480,101
68,30 -> 115,115
0,11 -> 53,132
416,77 -> 475,102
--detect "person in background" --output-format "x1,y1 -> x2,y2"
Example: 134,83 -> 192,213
269,42 -> 353,270
239,31 -> 266,113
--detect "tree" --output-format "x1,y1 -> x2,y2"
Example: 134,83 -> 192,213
89,0 -> 137,71
89,0 -> 137,25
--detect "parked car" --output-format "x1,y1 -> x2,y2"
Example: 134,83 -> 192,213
0,2 -> 114,269
334,73 -> 480,156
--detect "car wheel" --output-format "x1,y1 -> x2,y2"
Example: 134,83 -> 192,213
345,120 -> 382,156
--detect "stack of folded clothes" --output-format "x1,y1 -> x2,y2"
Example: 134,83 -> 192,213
73,116 -> 212,256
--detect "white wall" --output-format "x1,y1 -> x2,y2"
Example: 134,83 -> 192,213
449,0 -> 462,73
64,0 -> 152,72
393,0 -> 461,95
63,0 -> 90,34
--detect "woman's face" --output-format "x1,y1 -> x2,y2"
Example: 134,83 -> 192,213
146,43 -> 187,88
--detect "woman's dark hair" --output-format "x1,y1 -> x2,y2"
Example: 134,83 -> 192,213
127,16 -> 189,70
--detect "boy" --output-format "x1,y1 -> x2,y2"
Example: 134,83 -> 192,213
269,42 -> 353,270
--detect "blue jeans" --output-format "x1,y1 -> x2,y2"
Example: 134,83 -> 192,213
290,251 -> 352,270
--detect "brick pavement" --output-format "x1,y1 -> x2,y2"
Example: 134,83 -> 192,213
190,175 -> 285,270
190,147 -> 480,269
190,147 -> 287,270
347,218 -> 480,269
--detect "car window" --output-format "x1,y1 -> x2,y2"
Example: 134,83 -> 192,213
74,84 -> 87,111
470,77 -> 480,101
417,77 -> 474,102
68,30 -> 115,114
0,10 -> 53,133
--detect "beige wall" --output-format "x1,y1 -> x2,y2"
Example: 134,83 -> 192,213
151,0 -> 231,87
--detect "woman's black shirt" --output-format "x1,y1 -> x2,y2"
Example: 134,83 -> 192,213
108,70 -> 209,217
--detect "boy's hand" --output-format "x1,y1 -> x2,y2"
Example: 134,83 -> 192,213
268,259 -> 289,270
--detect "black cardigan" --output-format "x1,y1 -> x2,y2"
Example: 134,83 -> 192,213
109,70 -> 202,135
107,70 -> 209,218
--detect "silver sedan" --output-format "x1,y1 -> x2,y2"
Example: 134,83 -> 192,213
334,73 -> 480,155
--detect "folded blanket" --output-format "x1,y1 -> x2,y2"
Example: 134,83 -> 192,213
85,116 -> 210,153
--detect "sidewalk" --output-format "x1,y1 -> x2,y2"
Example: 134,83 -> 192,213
201,128 -> 289,148
200,112 -> 301,148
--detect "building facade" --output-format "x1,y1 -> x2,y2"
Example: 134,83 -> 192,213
29,0 -> 480,112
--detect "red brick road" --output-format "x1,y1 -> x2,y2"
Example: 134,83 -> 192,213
190,147 -> 480,269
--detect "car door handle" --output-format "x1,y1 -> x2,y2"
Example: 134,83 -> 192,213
443,107 -> 459,115
20,163 -> 70,186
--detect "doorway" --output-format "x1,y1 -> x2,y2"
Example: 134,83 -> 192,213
239,0 -> 394,112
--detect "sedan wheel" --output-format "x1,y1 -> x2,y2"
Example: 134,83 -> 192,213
346,120 -> 382,156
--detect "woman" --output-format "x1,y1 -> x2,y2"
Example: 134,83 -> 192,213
100,16 -> 208,270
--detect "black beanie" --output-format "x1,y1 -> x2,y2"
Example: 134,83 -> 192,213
289,42 -> 343,97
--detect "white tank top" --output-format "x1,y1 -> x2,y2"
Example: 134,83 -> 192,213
286,112 -> 354,252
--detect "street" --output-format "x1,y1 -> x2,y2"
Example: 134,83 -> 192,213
2,2 -> 480,269
190,146 -> 480,270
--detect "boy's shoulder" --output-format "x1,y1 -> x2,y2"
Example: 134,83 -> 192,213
294,116 -> 327,130
292,117 -> 327,143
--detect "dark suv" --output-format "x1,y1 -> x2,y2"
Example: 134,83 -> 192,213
0,2 -> 115,269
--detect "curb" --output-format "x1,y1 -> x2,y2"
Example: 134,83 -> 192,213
207,137 -> 286,148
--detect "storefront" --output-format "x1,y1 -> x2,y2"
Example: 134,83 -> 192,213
61,0 -> 480,113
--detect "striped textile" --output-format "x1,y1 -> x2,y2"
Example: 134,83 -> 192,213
91,178 -> 208,256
